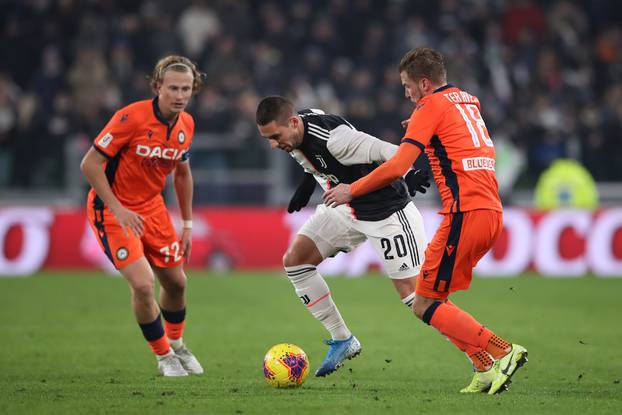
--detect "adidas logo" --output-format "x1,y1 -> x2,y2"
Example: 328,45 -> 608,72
398,263 -> 409,272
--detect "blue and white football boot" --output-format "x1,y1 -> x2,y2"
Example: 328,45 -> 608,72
315,335 -> 362,377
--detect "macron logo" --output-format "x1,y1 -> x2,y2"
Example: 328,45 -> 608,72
136,145 -> 184,160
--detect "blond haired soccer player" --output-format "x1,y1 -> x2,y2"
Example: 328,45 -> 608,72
80,56 -> 205,376
324,48 -> 527,394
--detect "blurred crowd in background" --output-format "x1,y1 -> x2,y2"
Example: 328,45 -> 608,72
1,0 -> 621,201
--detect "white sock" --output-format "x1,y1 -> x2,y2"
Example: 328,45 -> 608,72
169,337 -> 183,350
285,264 -> 351,340
156,349 -> 174,360
402,292 -> 416,309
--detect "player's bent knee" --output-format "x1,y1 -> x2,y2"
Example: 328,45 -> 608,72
175,277 -> 187,291
153,266 -> 187,295
160,281 -> 186,298
165,273 -> 186,291
283,249 -> 305,268
392,277 -> 417,299
131,281 -> 155,301
412,303 -> 426,320
412,296 -> 436,320
282,251 -> 292,268
283,235 -> 323,268
163,279 -> 185,296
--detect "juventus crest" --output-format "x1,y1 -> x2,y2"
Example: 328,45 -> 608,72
315,155 -> 327,169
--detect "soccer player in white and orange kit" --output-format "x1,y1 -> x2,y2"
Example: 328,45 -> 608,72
324,48 -> 528,394
80,55 -> 204,377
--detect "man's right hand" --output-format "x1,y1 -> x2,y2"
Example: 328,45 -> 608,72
288,173 -> 317,213
110,204 -> 144,237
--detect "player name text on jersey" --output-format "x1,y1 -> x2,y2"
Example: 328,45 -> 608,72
443,91 -> 479,104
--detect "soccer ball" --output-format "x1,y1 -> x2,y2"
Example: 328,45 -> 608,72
263,343 -> 309,388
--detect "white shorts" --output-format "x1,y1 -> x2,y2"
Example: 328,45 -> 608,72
298,202 -> 427,279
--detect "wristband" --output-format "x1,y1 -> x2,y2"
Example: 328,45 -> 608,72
182,220 -> 193,229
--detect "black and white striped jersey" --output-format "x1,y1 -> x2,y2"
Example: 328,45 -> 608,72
290,108 -> 410,221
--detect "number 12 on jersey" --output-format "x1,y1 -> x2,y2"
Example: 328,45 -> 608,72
455,104 -> 493,148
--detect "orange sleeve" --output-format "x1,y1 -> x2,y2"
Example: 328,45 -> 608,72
350,142 -> 421,197
93,109 -> 136,158
180,113 -> 194,162
187,113 -> 195,147
403,97 -> 443,148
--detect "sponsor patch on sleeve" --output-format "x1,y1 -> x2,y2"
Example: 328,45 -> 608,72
97,132 -> 113,148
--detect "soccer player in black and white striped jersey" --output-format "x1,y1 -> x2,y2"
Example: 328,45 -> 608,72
256,96 -> 430,377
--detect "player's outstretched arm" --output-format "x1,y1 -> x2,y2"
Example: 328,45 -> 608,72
288,173 -> 316,213
80,147 -> 144,237
351,142 -> 422,197
323,143 -> 422,207
173,161 -> 193,263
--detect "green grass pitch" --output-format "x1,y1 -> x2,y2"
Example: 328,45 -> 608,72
1,271 -> 621,414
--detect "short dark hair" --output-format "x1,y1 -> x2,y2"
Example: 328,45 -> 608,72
399,48 -> 447,84
256,96 -> 295,126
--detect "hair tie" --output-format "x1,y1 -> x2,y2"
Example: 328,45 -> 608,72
163,62 -> 193,73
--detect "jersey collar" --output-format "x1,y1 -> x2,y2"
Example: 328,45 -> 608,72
152,97 -> 179,128
433,84 -> 454,94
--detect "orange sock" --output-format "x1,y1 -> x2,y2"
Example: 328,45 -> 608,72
138,314 -> 171,356
148,335 -> 171,356
469,350 -> 494,371
161,307 -> 186,340
444,299 -> 458,308
424,302 -> 493,350
486,334 -> 512,359
164,320 -> 185,340
442,300 -> 480,352
446,335 -> 480,354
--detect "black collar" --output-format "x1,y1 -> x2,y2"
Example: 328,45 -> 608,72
152,97 -> 179,127
433,84 -> 454,94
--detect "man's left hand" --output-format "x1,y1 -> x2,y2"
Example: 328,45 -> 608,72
180,228 -> 192,264
288,173 -> 317,213
323,183 -> 353,207
405,169 -> 431,197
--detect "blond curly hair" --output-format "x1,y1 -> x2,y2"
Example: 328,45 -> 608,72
149,55 -> 205,95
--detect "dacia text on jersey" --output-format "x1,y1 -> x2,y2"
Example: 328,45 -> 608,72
136,145 -> 186,160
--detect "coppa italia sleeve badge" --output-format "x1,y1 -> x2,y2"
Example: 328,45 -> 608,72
98,133 -> 113,148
